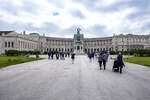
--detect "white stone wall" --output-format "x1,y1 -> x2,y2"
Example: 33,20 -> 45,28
84,37 -> 113,53
112,34 -> 150,51
0,36 -> 5,54
0,36 -> 38,54
45,37 -> 74,52
16,37 -> 38,51
3,36 -> 17,51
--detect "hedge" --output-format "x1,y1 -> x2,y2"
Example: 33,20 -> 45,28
109,49 -> 150,57
5,50 -> 40,56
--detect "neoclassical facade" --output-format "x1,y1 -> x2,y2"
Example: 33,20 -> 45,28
0,30 -> 150,54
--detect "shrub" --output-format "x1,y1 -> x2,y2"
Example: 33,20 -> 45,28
5,50 -> 19,56
5,50 -> 41,56
8,59 -> 12,62
128,49 -> 150,57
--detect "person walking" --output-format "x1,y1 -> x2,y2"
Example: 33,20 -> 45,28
51,52 -> 54,60
98,53 -> 103,70
91,52 -> 93,60
71,53 -> 75,64
117,52 -> 125,73
60,52 -> 62,60
68,52 -> 70,57
88,53 -> 92,62
95,53 -> 99,60
56,53 -> 59,60
48,52 -> 51,59
102,53 -> 109,70
62,52 -> 65,60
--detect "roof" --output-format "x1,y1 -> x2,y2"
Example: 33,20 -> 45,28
29,33 -> 40,36
0,31 -> 14,35
6,31 -> 19,36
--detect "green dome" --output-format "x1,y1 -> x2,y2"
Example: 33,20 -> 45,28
29,33 -> 40,36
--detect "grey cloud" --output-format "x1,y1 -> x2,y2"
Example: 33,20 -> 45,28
0,0 -> 41,16
127,10 -> 150,20
0,1 -> 21,15
21,0 -> 39,14
141,22 -> 150,31
85,24 -> 108,37
0,18 -> 62,35
0,19 -> 38,31
73,0 -> 98,11
74,0 -> 150,14
57,25 -> 79,36
47,0 -> 65,9
71,9 -> 85,19
40,22 -> 61,34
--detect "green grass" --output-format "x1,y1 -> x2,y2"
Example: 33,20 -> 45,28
0,56 -> 43,68
124,57 -> 150,67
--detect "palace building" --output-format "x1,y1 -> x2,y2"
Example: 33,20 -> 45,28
0,29 -> 150,54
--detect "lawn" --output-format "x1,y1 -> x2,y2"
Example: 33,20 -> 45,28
123,57 -> 150,67
0,56 -> 43,68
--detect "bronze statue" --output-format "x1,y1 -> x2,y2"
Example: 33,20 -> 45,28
77,28 -> 81,34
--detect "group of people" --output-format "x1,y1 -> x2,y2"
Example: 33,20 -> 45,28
87,52 -> 95,62
98,52 -> 125,73
98,53 -> 109,70
48,52 -> 71,60
87,52 -> 125,73
47,52 -> 76,64
48,51 -> 125,73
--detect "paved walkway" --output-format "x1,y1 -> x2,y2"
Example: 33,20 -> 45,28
0,55 -> 150,100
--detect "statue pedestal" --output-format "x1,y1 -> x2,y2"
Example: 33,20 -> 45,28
74,50 -> 84,55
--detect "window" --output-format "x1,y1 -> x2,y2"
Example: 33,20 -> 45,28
12,42 -> 14,48
5,42 -> 7,47
8,42 -> 10,48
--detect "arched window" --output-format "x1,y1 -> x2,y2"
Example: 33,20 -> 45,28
97,48 -> 99,52
12,42 -> 14,48
94,48 -> 96,52
91,48 -> 93,52
8,42 -> 10,48
5,42 -> 7,47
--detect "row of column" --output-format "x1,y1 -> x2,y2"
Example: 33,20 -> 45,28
84,47 -> 112,53
5,41 -> 14,48
47,48 -> 73,52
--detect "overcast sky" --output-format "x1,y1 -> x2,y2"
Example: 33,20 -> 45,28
0,0 -> 150,38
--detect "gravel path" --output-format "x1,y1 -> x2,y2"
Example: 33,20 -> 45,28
0,55 -> 150,100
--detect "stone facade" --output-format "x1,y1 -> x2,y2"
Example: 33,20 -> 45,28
112,34 -> 150,51
0,31 -> 150,54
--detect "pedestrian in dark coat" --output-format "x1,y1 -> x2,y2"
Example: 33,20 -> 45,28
62,52 -> 65,60
68,53 -> 70,57
102,54 -> 106,70
51,52 -> 54,59
117,52 -> 125,73
88,53 -> 92,62
98,53 -> 103,70
71,53 -> 75,64
48,52 -> 51,59
56,53 -> 59,60
102,53 -> 109,70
